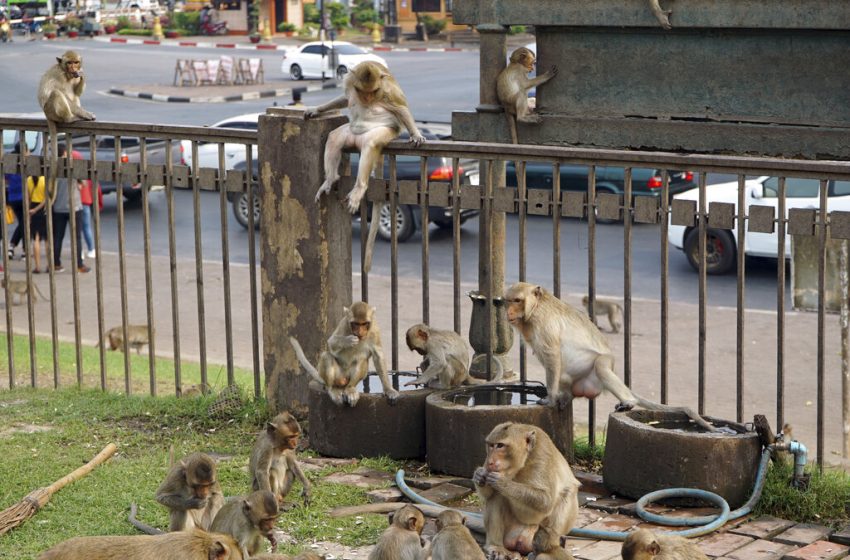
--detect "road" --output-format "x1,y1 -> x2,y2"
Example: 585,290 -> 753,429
1,39 -> 786,309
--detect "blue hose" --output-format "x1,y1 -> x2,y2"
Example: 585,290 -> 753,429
394,445 -> 775,541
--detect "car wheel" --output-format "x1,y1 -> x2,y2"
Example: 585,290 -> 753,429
290,64 -> 303,80
684,228 -> 736,275
377,204 -> 415,242
336,65 -> 348,80
233,191 -> 261,230
122,187 -> 143,203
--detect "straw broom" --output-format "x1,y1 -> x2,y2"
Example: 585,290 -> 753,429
0,442 -> 117,536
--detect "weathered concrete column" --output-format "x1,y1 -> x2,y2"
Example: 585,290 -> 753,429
259,107 -> 351,412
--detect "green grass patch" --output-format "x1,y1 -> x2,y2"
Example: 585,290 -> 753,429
754,459 -> 850,524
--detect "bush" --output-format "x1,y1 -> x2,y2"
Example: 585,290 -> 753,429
326,1 -> 350,30
172,10 -> 200,35
298,22 -> 318,37
419,15 -> 446,36
508,25 -> 527,34
277,21 -> 296,32
117,28 -> 153,35
351,0 -> 379,26
116,15 -> 132,30
303,2 -> 320,24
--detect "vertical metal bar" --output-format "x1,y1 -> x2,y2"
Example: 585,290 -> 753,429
697,171 -> 707,414
359,193 -> 368,301
552,163 -> 561,299
623,168 -> 632,387
67,133 -> 83,387
390,156 -> 399,385
452,157 -> 461,334
776,177 -> 787,431
660,171 -> 670,403
115,135 -> 131,393
165,139 -> 182,395
817,179 -> 828,468
0,129 -> 14,388
191,141 -> 208,389
517,161 -> 527,385
140,138 -> 157,395
218,143 -> 235,387
23,137 -> 37,386
485,160 -> 494,380
420,156 -> 430,325
736,174 -> 746,423
587,165 -> 597,447
90,133 -> 107,391
245,144 -> 260,396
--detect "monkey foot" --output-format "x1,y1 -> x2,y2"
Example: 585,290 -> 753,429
614,402 -> 636,412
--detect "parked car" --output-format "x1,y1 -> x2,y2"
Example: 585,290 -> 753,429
281,41 -> 388,81
668,176 -> 850,274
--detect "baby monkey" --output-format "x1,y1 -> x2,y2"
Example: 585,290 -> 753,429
97,324 -> 154,355
1,277 -> 50,305
209,490 -> 280,558
368,504 -> 427,560
622,529 -> 708,560
529,525 -> 573,560
429,510 -> 485,560
404,324 -> 480,389
581,296 -> 623,334
496,46 -> 557,143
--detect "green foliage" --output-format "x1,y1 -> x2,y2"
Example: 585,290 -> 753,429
351,0 -> 379,26
172,10 -> 200,35
277,21 -> 297,32
419,15 -> 446,36
326,1 -> 350,30
298,22 -> 318,37
115,15 -> 132,30
303,2 -> 320,24
63,14 -> 83,30
754,460 -> 850,523
117,28 -> 153,36
41,22 -> 57,33
508,25 -> 527,35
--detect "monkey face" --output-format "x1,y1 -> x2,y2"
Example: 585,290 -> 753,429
191,482 -> 213,499
285,433 -> 300,449
58,52 -> 83,79
258,515 -> 279,535
350,320 -> 371,340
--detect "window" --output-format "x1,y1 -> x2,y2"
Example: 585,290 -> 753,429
762,177 -> 820,199
302,45 -> 322,55
2,130 -> 39,154
832,181 -> 850,197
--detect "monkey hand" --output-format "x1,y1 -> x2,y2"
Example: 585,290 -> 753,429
547,65 -> 558,78
472,467 -> 488,486
301,487 -> 311,507
486,545 -> 521,560
483,471 -> 504,488
186,497 -> 208,509
344,334 -> 360,346
408,133 -> 426,147
404,377 -> 424,387
384,387 -> 400,405
304,109 -> 320,119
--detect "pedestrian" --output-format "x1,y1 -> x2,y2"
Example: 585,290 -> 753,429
24,171 -> 47,273
51,146 -> 90,274
287,88 -> 304,107
5,142 -> 25,261
77,156 -> 96,259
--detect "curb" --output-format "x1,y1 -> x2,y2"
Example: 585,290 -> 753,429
107,80 -> 339,103
92,35 -> 475,52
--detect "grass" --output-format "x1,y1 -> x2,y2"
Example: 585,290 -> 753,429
754,459 -> 850,524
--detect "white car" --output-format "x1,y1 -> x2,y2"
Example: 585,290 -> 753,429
668,176 -> 850,274
179,112 -> 260,174
281,41 -> 388,81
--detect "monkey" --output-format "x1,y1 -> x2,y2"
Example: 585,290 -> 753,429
290,301 -> 399,407
496,47 -> 557,144
429,510 -> 486,560
648,0 -> 673,29
180,383 -> 211,398
304,61 -> 424,274
248,411 -> 311,508
155,451 -> 224,532
96,324 -> 154,355
210,491 -> 280,558
505,282 -> 716,432
581,296 -> 623,334
621,529 -> 708,560
37,529 -> 244,560
367,504 -> 427,560
37,50 -> 95,204
403,323 -> 483,389
472,422 -> 580,560
528,525 -> 573,560
128,502 -> 166,535
1,277 -> 50,305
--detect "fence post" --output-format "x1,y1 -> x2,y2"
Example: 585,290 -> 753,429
258,107 -> 351,413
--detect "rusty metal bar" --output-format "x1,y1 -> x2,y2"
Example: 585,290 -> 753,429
817,179 -> 828,468
114,135 -> 131,393
217,143 -> 234,388
660,172 -> 670,403
552,163 -> 562,299
420,156 -> 430,325
23,139 -> 37,386
390,156 -> 399,382
736,174 -> 747,423
485,160 -> 495,381
623,168 -> 633,387
90,133 -> 107,391
587,165 -> 597,446
451,157 -> 461,335
359,193 -> 368,301
67,134 -> 83,387
517,161 -> 527,385
191,141 -> 208,390
697,172 -> 707,415
776,177 -> 787,430
0,129 -> 13,388
245,144 -> 260,396
140,138 -> 157,395
165,139 -> 182,395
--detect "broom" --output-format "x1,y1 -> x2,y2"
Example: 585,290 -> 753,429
0,442 -> 118,536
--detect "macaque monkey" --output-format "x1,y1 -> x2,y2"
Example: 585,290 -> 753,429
429,510 -> 485,560
156,451 -> 224,532
38,529 -> 244,560
472,422 -> 580,560
37,50 -> 96,202
621,529 -> 708,560
581,296 -> 623,334
648,0 -> 673,29
505,282 -> 716,432
304,61 -> 424,273
180,383 -> 211,398
210,491 -> 280,558
368,504 -> 427,560
248,411 -> 311,507
404,324 -> 481,389
290,301 -> 399,407
528,526 -> 573,560
1,277 -> 50,305
497,47 -> 557,144
97,324 -> 154,354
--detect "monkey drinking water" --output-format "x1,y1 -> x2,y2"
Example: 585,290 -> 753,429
304,61 -> 424,273
505,282 -> 716,432
290,301 -> 399,407
497,47 -> 557,144
404,323 -> 481,389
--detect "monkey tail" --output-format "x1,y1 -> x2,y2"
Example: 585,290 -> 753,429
31,282 -> 50,302
128,502 -> 165,535
504,112 -> 518,144
46,119 -> 60,205
289,337 -> 325,386
362,202 -> 382,274
632,394 -> 717,432
648,0 -> 673,29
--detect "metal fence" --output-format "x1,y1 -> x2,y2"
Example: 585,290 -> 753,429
2,116 -> 849,467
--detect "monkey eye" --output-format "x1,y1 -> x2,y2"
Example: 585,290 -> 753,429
495,443 -> 505,449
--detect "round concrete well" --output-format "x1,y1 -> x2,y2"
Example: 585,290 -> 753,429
602,410 -> 761,509
425,383 -> 572,477
308,373 -> 432,459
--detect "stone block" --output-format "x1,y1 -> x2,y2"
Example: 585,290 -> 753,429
404,475 -> 469,490
831,525 -> 850,546
697,532 -> 755,557
418,483 -> 473,504
782,540 -> 849,560
574,539 -> 622,560
323,467 -> 394,488
726,538 -> 796,560
582,513 -> 641,534
366,488 -> 403,503
585,496 -> 633,513
775,524 -> 834,547
730,516 -> 797,540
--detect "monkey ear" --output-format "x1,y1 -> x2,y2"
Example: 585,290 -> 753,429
210,540 -> 228,560
648,541 -> 661,554
533,285 -> 544,297
343,305 -> 350,314
266,422 -> 277,433
406,517 -> 418,531
525,430 -> 537,452
56,57 -> 63,64
460,515 -> 467,526
241,499 -> 252,514
417,328 -> 428,340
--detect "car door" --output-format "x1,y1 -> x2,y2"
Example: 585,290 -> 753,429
745,177 -> 821,258
299,45 -> 323,78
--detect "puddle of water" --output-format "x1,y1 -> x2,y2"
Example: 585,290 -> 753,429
355,371 -> 420,393
443,383 -> 548,407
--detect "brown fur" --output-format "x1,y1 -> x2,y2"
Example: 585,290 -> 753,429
496,47 -> 557,143
98,324 -> 154,355
430,510 -> 485,560
622,529 -> 708,560
1,277 -> 50,305
368,504 -> 427,560
210,491 -> 280,557
529,525 -> 573,559
581,296 -> 623,334
251,554 -> 325,560
155,452 -> 224,532
472,422 -> 580,560
248,411 -> 311,506
290,302 -> 398,407
38,529 -> 243,560
648,0 -> 673,29
505,282 -> 715,432
404,324 -> 480,389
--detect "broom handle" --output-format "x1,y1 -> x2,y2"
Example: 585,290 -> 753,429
44,443 -> 118,494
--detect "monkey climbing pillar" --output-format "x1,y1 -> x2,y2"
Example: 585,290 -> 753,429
258,107 -> 350,413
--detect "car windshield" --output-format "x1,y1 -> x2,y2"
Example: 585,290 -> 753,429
331,44 -> 367,55
2,130 -> 39,153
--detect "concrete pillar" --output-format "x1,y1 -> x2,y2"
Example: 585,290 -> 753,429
259,107 -> 351,412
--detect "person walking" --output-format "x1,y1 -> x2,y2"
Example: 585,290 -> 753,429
24,172 -> 47,273
5,142 -> 25,261
52,147 -> 90,274
77,162 -> 96,259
